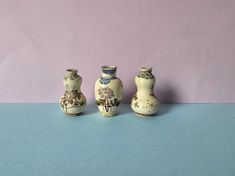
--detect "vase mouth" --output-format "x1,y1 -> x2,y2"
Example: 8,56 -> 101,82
140,67 -> 152,72
66,68 -> 78,73
102,65 -> 117,75
102,65 -> 117,71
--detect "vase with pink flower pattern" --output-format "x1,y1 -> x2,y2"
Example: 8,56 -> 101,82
95,66 -> 123,117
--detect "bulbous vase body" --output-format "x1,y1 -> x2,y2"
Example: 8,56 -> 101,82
60,69 -> 86,116
95,66 -> 123,117
131,67 -> 159,116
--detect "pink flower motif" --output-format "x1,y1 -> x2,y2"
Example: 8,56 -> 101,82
98,87 -> 114,99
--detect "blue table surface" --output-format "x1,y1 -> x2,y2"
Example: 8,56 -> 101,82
0,103 -> 235,176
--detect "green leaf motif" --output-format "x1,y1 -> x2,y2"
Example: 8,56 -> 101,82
96,98 -> 121,108
96,99 -> 106,106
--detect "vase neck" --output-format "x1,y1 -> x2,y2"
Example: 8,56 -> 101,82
65,69 -> 79,79
136,67 -> 155,94
101,65 -> 117,78
137,67 -> 154,79
64,69 -> 81,92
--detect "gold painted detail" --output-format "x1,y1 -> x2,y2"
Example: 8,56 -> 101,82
137,72 -> 154,79
60,89 -> 86,113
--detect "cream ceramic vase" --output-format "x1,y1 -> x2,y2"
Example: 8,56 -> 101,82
131,67 -> 159,116
60,69 -> 86,116
95,66 -> 123,117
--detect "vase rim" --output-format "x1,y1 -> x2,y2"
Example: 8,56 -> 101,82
140,67 -> 152,72
66,68 -> 78,73
102,65 -> 117,70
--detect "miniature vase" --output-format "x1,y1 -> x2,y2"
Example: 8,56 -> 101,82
131,67 -> 159,116
95,66 -> 123,117
60,69 -> 86,116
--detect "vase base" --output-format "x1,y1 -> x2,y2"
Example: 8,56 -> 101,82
100,113 -> 118,117
64,112 -> 83,117
135,112 -> 156,117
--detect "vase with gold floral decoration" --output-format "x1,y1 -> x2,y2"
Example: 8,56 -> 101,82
60,69 -> 86,116
131,67 -> 159,116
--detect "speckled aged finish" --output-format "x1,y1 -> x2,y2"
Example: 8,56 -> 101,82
60,69 -> 86,116
95,66 -> 123,117
131,67 -> 159,116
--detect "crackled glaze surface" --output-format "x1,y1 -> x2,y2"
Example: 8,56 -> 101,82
131,67 -> 159,116
95,66 -> 123,117
60,69 -> 86,116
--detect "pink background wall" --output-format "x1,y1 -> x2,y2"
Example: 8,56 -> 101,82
0,0 -> 234,103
